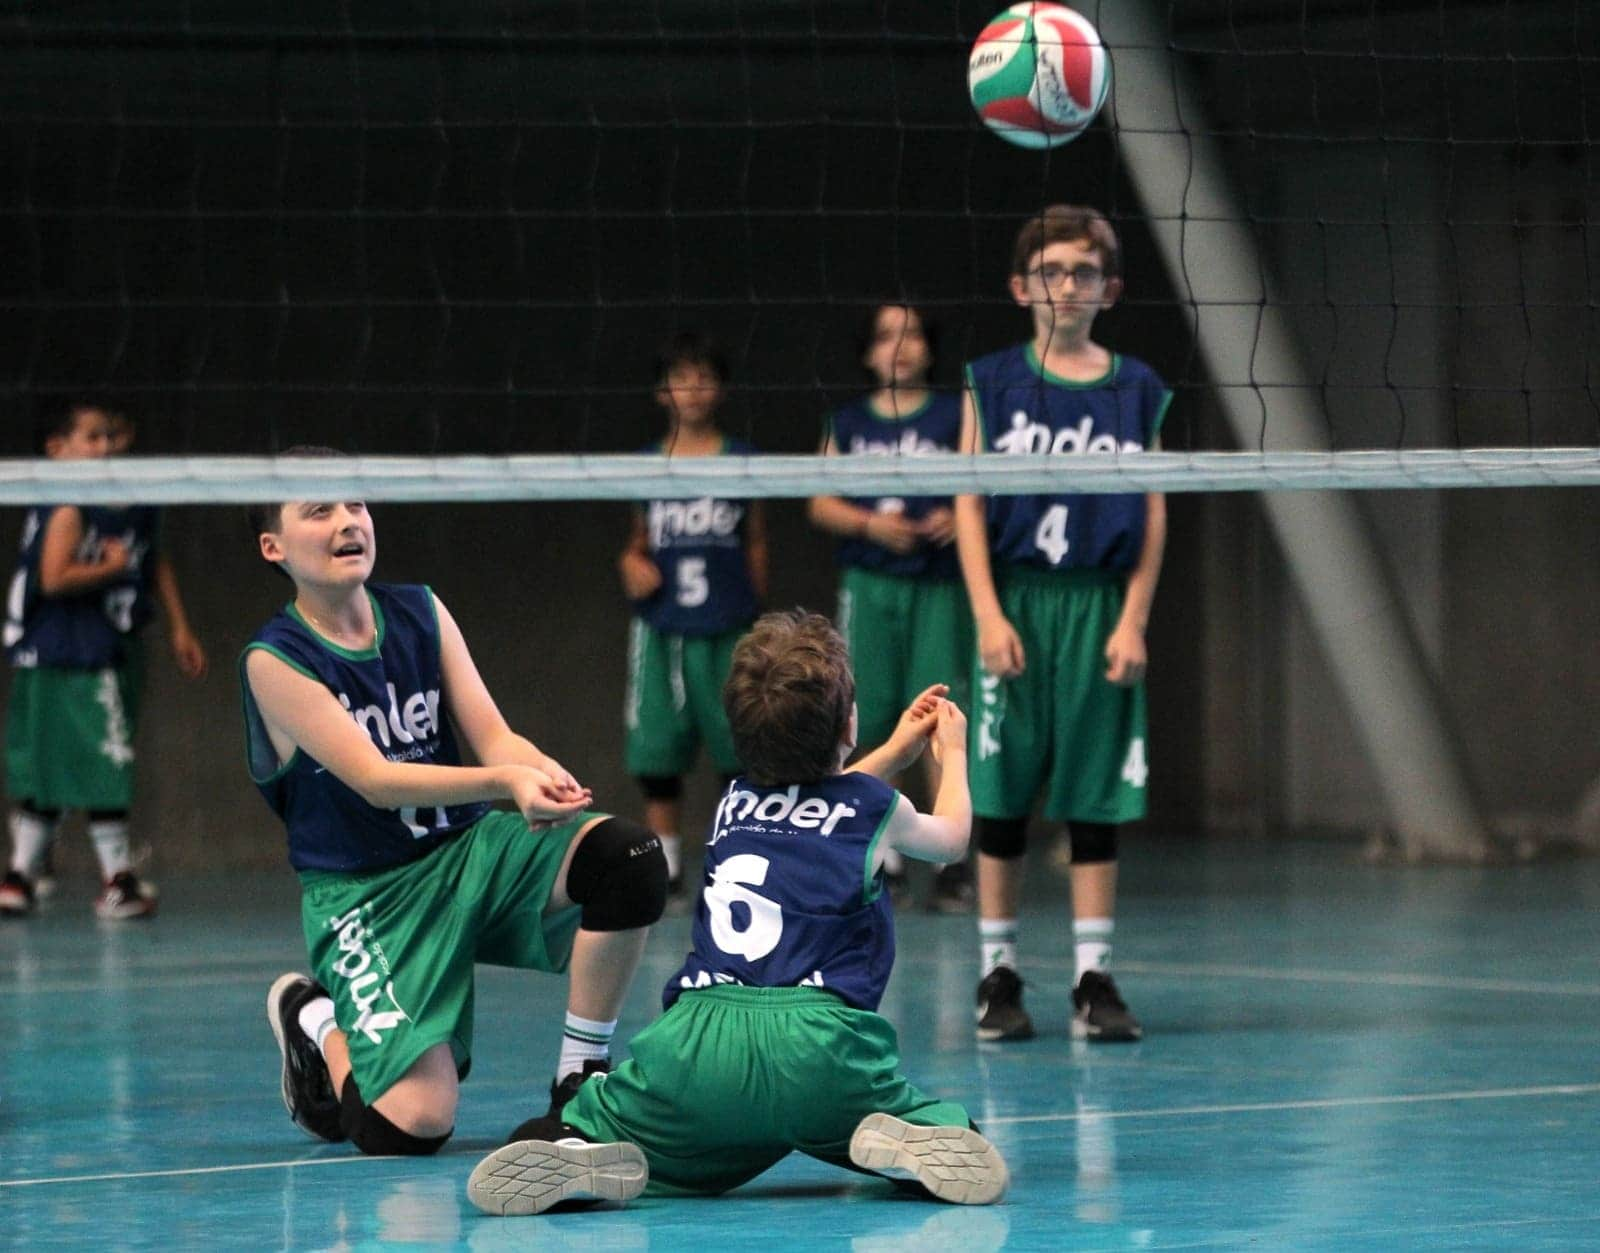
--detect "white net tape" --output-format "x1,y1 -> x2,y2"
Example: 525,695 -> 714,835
1,448 -> 1597,505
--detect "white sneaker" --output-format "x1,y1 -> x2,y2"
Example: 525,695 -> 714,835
467,1138 -> 648,1216
848,1113 -> 1009,1205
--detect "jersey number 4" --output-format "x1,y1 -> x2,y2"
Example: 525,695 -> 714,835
1034,504 -> 1070,565
704,853 -> 783,960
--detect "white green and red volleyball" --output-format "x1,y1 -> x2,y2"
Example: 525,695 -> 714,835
968,3 -> 1111,150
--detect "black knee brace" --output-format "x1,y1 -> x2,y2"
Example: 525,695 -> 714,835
339,1077 -> 451,1156
566,817 -> 667,931
976,816 -> 1028,860
636,774 -> 683,801
1068,821 -> 1118,865
19,802 -> 61,821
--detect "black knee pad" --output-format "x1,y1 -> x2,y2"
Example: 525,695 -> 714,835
976,816 -> 1028,860
339,1078 -> 451,1156
636,774 -> 683,801
1068,821 -> 1118,865
566,817 -> 668,931
19,802 -> 61,821
86,808 -> 129,823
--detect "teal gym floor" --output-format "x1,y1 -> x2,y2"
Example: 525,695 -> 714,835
4,834 -> 1598,1250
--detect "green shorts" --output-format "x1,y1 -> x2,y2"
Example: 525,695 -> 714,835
837,567 -> 973,747
298,809 -> 593,1104
623,620 -> 743,778
4,660 -> 143,811
969,567 -> 1149,825
564,984 -> 971,1196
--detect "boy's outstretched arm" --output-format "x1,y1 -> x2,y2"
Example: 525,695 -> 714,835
245,646 -> 586,827
154,553 -> 207,679
880,700 -> 971,865
431,595 -> 589,801
954,391 -> 1025,678
37,506 -> 129,597
849,683 -> 945,781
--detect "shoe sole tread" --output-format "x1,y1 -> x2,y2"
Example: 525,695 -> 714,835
467,1141 -> 648,1216
848,1113 -> 1008,1205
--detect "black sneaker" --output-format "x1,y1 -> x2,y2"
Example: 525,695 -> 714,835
975,966 -> 1034,1041
0,870 -> 36,917
1071,970 -> 1142,1043
266,973 -> 346,1141
546,1057 -> 611,1120
928,862 -> 976,915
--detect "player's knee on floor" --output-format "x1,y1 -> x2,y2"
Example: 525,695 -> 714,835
339,1078 -> 452,1156
635,774 -> 683,801
976,816 -> 1028,860
566,817 -> 668,931
1068,821 -> 1118,864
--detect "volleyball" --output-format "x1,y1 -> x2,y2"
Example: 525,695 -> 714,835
968,3 -> 1111,149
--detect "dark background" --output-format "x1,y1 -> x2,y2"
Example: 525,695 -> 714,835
1,1 -> 1596,870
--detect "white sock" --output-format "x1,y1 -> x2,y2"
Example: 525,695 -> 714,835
297,996 -> 337,1052
1074,917 -> 1114,984
979,918 -> 1018,975
88,818 -> 132,880
882,846 -> 905,876
659,834 -> 682,881
9,809 -> 55,878
557,1011 -> 617,1082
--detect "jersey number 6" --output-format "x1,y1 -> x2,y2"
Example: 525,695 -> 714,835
704,853 -> 783,961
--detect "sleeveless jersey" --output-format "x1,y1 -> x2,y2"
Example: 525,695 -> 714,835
635,436 -> 759,636
241,583 -> 491,874
965,346 -> 1171,574
4,504 -> 161,669
665,771 -> 899,1012
826,391 -> 963,580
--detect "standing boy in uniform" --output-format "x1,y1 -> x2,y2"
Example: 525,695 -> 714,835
244,458 -> 667,1156
957,205 -> 1170,1044
467,610 -> 1007,1217
619,333 -> 768,898
0,402 -> 207,919
808,302 -> 975,911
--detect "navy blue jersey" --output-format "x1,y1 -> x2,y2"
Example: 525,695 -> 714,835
965,346 -> 1171,573
827,391 -> 963,580
635,436 -> 760,636
4,504 -> 161,669
241,583 -> 491,874
665,772 -> 899,1012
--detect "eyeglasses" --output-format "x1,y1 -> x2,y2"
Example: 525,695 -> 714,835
1028,263 -> 1105,289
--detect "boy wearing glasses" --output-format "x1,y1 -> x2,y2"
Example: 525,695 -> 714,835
956,204 -> 1171,1045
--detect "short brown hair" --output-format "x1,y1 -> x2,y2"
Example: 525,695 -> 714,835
1010,204 -> 1122,280
723,610 -> 855,786
244,445 -> 351,542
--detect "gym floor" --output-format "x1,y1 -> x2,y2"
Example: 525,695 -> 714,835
4,834 -> 1597,1250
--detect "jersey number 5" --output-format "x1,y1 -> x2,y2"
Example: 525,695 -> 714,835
676,557 -> 709,608
704,853 -> 783,960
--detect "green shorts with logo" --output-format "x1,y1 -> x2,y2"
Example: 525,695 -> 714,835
623,619 -> 744,778
837,567 -> 973,748
298,809 -> 595,1104
564,984 -> 971,1196
969,567 -> 1148,825
5,659 -> 143,811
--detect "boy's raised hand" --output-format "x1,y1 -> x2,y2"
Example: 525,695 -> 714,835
510,765 -> 593,833
881,683 -> 947,774
929,698 -> 968,765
